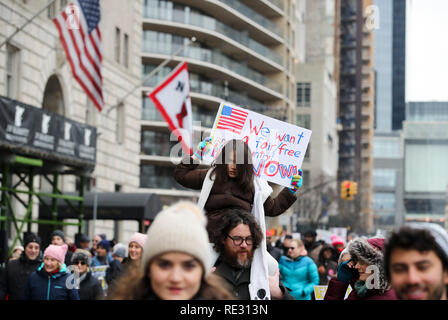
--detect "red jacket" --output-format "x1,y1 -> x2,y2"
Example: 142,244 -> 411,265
324,277 -> 397,300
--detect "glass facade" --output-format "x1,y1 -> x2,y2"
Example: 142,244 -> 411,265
374,0 -> 406,132
373,169 -> 396,188
373,137 -> 401,158
373,192 -> 396,211
407,102 -> 448,121
392,0 -> 406,130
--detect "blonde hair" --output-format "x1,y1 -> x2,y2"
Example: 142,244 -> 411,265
290,238 -> 304,248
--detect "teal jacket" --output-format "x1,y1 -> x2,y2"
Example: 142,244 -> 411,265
23,263 -> 79,300
278,255 -> 319,300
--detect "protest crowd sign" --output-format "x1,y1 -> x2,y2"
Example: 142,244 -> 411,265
203,103 -> 312,188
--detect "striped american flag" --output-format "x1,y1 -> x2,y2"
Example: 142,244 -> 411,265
216,105 -> 248,134
53,0 -> 104,111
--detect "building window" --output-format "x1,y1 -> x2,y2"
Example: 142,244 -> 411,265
123,33 -> 129,68
373,137 -> 401,158
304,143 -> 311,162
296,82 -> 311,107
85,99 -> 98,126
47,0 -> 56,19
296,114 -> 311,129
373,169 -> 396,188
373,192 -> 396,211
116,103 -> 125,144
140,165 -> 189,190
115,27 -> 121,63
141,131 -> 177,157
302,170 -> 310,188
6,44 -> 20,99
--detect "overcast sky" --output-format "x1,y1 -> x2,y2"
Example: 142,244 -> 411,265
406,0 -> 448,102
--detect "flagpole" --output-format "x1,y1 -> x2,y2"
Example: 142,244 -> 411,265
0,0 -> 58,48
105,36 -> 196,115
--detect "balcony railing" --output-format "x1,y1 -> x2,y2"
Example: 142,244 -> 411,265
266,0 -> 284,11
218,0 -> 283,37
142,33 -> 283,94
142,97 -> 216,127
143,6 -> 282,66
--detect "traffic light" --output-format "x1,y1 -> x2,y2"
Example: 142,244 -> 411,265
340,180 -> 354,200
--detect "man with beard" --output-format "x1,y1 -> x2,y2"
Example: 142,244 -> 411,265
212,208 -> 293,300
385,223 -> 448,300
0,232 -> 42,299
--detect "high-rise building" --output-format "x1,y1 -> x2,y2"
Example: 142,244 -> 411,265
372,0 -> 406,231
140,0 -> 299,225
293,0 -> 339,230
403,101 -> 448,227
337,0 -> 375,234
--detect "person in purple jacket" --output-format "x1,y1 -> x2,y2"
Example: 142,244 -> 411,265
324,237 -> 397,300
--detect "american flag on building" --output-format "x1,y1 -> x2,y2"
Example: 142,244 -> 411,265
53,0 -> 104,111
216,105 -> 249,134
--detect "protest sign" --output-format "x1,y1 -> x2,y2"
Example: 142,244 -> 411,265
203,103 -> 312,187
330,227 -> 348,244
314,285 -> 353,300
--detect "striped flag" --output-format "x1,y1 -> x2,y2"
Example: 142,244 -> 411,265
216,105 -> 248,134
53,0 -> 104,111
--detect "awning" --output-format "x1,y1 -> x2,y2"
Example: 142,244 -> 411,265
38,192 -> 163,221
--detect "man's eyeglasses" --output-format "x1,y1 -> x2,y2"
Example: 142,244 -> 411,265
285,247 -> 296,251
227,235 -> 253,246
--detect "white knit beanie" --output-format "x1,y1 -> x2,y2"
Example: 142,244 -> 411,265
141,201 -> 212,277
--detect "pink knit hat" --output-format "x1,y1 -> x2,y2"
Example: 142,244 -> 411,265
44,244 -> 68,264
331,234 -> 345,246
129,232 -> 147,250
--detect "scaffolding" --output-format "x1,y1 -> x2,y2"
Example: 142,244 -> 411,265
0,153 -> 88,262
0,95 -> 96,264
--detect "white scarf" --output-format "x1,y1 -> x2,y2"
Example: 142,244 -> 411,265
198,168 -> 273,300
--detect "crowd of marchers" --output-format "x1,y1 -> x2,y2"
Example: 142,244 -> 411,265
1,203 -> 447,301
0,138 -> 447,300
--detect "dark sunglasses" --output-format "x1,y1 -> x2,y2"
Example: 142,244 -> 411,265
73,260 -> 87,265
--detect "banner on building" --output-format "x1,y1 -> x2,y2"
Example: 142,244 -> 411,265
0,96 -> 97,167
203,103 -> 312,187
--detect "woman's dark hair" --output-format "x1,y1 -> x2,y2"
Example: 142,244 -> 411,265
107,258 -> 234,300
212,208 -> 263,254
318,244 -> 338,265
211,139 -> 254,193
384,226 -> 448,281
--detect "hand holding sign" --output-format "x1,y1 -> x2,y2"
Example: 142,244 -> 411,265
288,169 -> 303,194
206,103 -> 312,187
193,137 -> 212,160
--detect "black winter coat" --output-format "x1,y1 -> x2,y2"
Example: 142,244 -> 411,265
78,271 -> 104,300
23,263 -> 79,300
0,252 -> 42,300
214,257 -> 294,300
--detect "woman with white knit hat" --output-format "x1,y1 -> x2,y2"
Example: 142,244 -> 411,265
108,201 -> 233,300
106,232 -> 147,288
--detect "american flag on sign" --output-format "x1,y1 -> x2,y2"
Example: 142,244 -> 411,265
216,105 -> 249,134
53,0 -> 104,111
